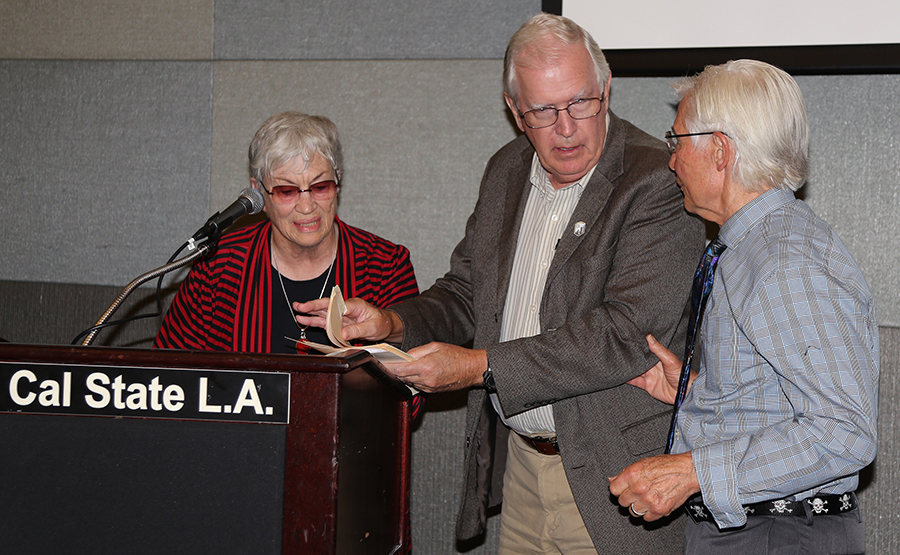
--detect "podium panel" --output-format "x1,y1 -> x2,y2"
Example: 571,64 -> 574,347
0,344 -> 411,555
1,413 -> 286,554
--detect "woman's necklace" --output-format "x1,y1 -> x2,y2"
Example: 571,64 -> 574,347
272,245 -> 335,340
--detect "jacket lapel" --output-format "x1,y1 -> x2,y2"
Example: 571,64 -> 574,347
545,111 -> 626,288
495,144 -> 533,311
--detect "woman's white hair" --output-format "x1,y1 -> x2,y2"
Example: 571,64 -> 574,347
249,111 -> 343,185
503,13 -> 609,102
674,59 -> 809,192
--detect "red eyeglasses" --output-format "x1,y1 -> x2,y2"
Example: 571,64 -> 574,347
260,180 -> 337,203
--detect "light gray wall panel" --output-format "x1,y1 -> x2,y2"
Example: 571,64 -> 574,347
801,75 -> 900,328
858,326 -> 900,555
214,0 -> 540,60
211,60 -> 519,290
0,61 -> 213,287
0,0 -> 214,60
610,74 -> 900,327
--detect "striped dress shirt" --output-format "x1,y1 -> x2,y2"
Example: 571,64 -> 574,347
489,153 -> 594,436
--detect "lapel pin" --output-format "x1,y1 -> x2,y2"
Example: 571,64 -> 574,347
574,221 -> 586,237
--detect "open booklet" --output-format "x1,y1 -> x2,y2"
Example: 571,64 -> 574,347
290,285 -> 416,365
289,286 -> 419,397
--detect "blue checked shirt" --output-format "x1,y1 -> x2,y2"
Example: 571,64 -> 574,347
672,187 -> 879,529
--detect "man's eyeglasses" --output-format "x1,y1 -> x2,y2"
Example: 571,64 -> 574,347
664,130 -> 729,153
261,180 -> 337,203
518,97 -> 604,129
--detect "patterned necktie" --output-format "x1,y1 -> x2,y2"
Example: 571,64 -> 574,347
665,238 -> 727,454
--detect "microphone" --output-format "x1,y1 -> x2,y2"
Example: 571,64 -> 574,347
190,187 -> 265,244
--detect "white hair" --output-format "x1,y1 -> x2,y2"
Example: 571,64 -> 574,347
503,13 -> 609,101
674,59 -> 809,192
248,111 -> 343,184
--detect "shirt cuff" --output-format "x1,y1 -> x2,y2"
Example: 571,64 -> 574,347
692,440 -> 747,529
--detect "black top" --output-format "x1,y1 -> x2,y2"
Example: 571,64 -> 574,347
270,264 -> 336,354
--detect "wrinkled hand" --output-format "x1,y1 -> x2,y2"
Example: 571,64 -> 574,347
382,343 -> 487,393
627,334 -> 687,405
293,297 -> 404,344
608,452 -> 700,521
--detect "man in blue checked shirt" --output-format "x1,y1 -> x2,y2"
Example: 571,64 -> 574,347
609,59 -> 879,555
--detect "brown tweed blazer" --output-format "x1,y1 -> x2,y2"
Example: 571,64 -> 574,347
393,110 -> 706,552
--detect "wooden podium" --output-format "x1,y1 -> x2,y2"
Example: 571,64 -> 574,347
0,343 -> 411,555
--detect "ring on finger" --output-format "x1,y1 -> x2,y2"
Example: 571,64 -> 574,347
629,503 -> 647,517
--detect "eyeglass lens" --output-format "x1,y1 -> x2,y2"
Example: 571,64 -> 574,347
268,180 -> 337,202
523,97 -> 603,128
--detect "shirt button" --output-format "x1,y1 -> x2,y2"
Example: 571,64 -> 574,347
551,214 -> 559,222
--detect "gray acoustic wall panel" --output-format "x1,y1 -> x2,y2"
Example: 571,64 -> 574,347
610,75 -> 900,327
0,0 -> 214,60
801,75 -> 900,328
0,60 -> 213,287
214,0 -> 540,60
211,60 -> 519,290
858,326 -> 900,555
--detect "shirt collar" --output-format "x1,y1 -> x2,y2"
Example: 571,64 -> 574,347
719,187 -> 796,248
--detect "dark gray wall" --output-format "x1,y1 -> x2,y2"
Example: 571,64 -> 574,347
1,2 -> 898,554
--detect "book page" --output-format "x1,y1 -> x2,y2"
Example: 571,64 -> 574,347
326,285 -> 350,348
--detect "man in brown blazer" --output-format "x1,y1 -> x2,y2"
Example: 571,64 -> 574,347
297,13 -> 705,554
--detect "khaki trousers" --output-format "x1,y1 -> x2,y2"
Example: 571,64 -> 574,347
498,432 -> 599,555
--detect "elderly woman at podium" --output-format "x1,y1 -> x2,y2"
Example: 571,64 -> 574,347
154,111 -> 419,354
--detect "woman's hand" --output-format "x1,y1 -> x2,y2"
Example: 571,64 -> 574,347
293,297 -> 405,344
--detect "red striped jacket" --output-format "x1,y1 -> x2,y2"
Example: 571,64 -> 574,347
154,218 -> 418,352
